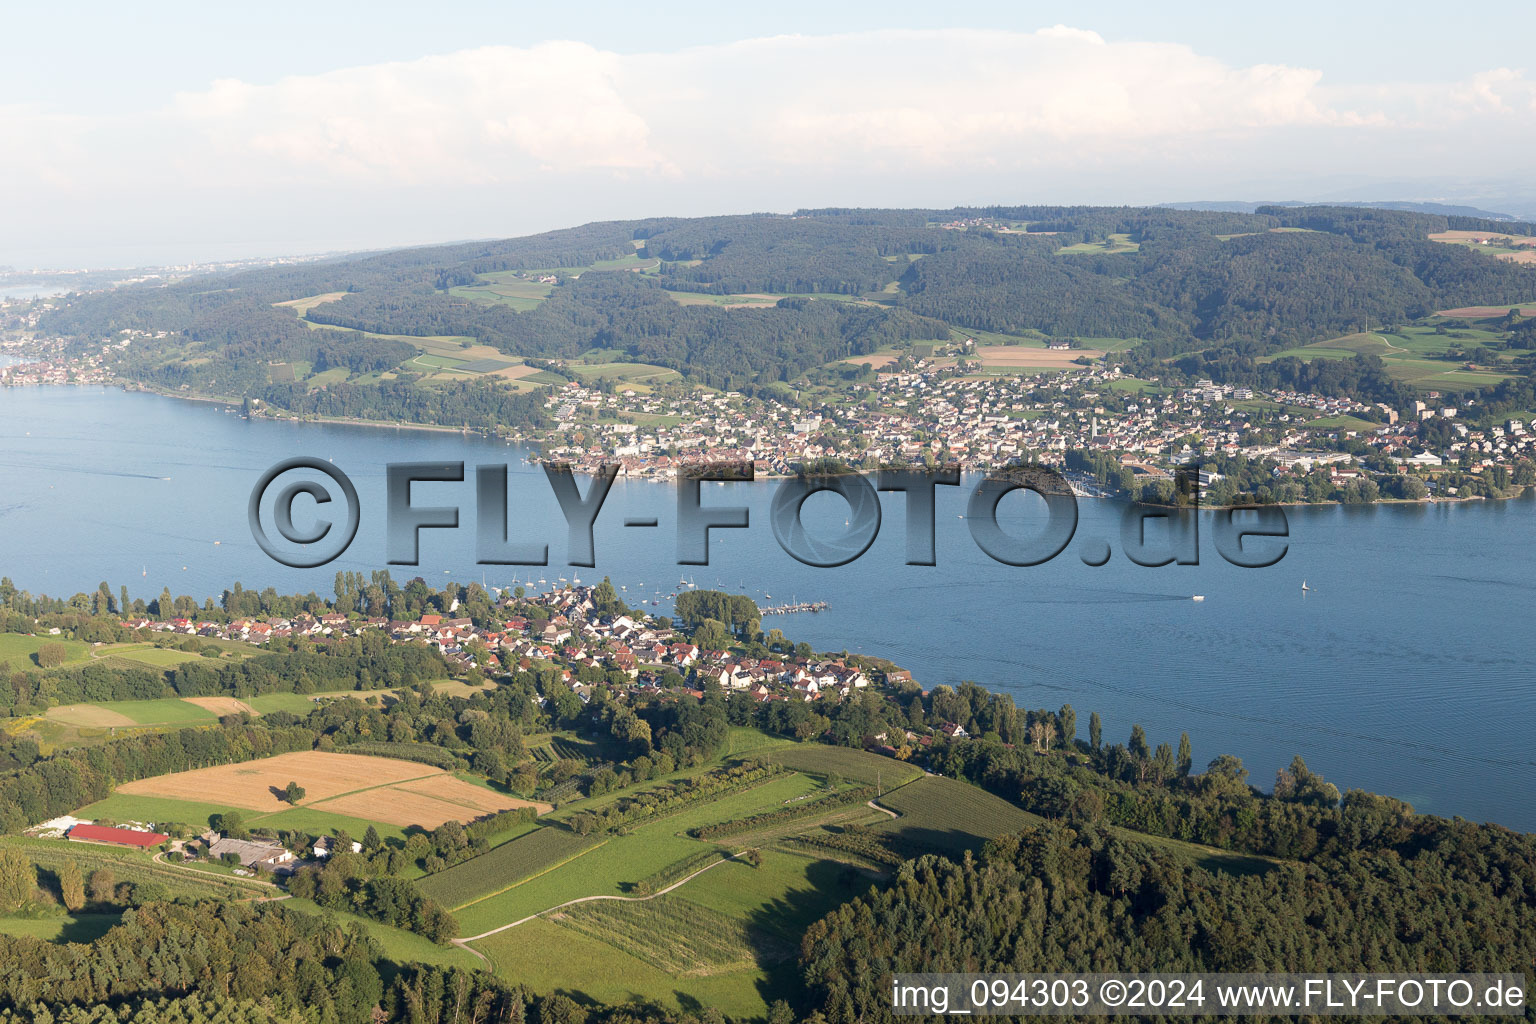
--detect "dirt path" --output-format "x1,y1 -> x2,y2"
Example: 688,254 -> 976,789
453,848 -> 753,946
866,799 -> 899,819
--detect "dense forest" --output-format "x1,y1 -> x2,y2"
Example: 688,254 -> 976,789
39,205 -> 1536,412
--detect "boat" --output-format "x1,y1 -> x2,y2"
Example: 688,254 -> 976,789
1301,580 -> 1311,592
1191,595 -> 1205,602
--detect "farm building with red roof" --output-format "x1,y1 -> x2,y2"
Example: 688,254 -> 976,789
67,823 -> 167,848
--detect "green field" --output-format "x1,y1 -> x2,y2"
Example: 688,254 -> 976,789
45,698 -> 216,729
75,790 -> 410,840
568,361 -> 682,387
448,272 -> 555,312
766,745 -> 924,787
74,792 -> 243,832
0,633 -> 90,669
871,776 -> 1042,856
1306,415 -> 1381,432
472,847 -> 874,1018
1263,329 -> 1521,390
453,772 -> 824,935
0,913 -> 123,943
1056,233 -> 1140,255
474,918 -> 773,1019
246,692 -> 323,715
106,646 -> 203,668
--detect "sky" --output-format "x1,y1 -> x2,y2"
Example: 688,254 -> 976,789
4,0 -> 1535,269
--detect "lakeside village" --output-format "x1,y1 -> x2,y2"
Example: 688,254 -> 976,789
23,579 -> 933,871
5,310 -> 1535,502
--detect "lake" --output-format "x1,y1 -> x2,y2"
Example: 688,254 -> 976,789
1,385 -> 1532,829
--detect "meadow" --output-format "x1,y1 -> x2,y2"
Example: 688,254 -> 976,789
470,848 -> 873,1018
472,918 -> 774,1019
44,698 -> 219,729
0,913 -> 122,943
765,744 -> 924,787
870,775 -> 1042,856
0,633 -> 90,669
1262,328 -> 1522,390
1056,233 -> 1140,255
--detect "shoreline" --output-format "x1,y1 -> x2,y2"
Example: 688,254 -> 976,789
16,379 -> 1532,510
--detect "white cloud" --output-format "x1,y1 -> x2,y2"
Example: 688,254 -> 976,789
2,27 -> 1533,266
134,27 -> 1364,185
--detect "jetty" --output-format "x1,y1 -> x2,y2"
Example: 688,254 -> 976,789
757,601 -> 829,616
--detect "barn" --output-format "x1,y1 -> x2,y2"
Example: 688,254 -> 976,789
67,823 -> 168,848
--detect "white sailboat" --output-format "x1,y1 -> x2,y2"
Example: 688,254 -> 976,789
1301,580 -> 1312,592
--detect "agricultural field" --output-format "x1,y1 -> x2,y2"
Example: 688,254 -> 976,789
44,698 -> 220,729
448,272 -> 555,312
0,633 -> 90,669
1435,302 -> 1536,318
870,775 -> 1042,856
1429,230 -> 1536,264
665,290 -> 874,309
94,750 -> 544,831
554,895 -> 783,975
417,826 -> 602,909
104,646 -> 202,668
273,292 -> 348,316
245,692 -> 325,715
1262,329 -> 1522,390
453,772 -> 825,935
1056,232 -> 1140,255
567,360 -> 682,389
473,918 -> 773,1019
973,344 -> 1103,371
114,751 -> 440,812
471,847 -> 874,1018
765,745 -> 924,787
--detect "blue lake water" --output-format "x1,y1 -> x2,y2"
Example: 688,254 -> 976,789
1,385 -> 1533,829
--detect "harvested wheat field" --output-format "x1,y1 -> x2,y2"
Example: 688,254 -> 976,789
489,363 -> 541,380
393,776 -> 551,815
978,345 -> 1102,367
44,704 -> 138,728
1436,304 -> 1536,318
310,777 -> 547,829
180,696 -> 257,717
1429,229 -> 1536,246
116,750 -> 441,812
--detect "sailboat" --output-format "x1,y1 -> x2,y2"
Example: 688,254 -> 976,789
1301,580 -> 1312,592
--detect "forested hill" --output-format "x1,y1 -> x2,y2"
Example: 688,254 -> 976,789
41,205 -> 1536,393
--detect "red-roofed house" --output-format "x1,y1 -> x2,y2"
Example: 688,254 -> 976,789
69,823 -> 167,848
